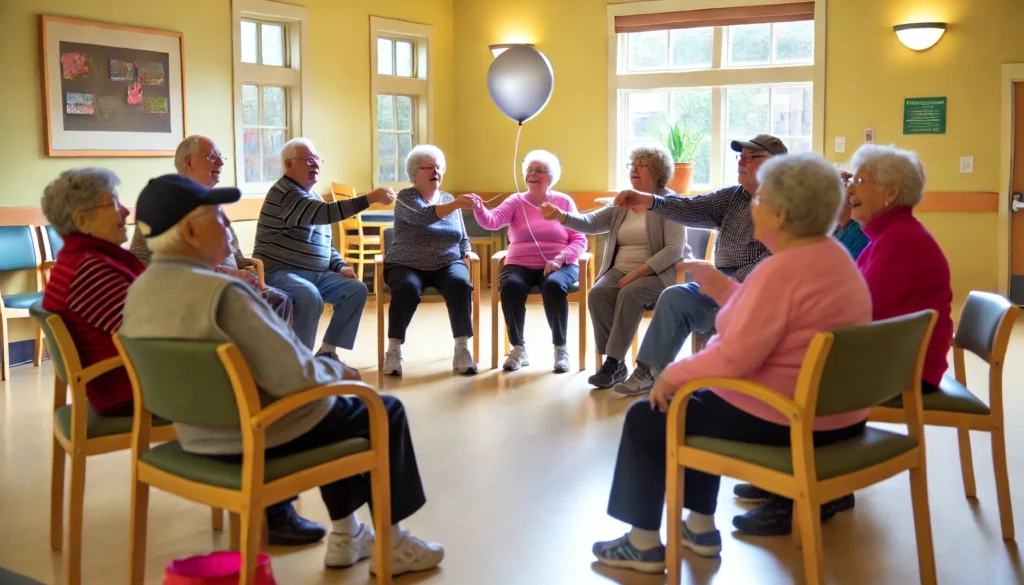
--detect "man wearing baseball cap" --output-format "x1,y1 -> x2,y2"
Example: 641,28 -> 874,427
610,134 -> 786,399
120,174 -> 444,577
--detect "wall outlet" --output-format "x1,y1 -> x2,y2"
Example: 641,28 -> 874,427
960,156 -> 974,173
835,137 -> 846,153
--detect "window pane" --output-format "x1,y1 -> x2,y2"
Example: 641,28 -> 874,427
627,91 -> 668,141
398,134 -> 413,172
670,89 -> 712,136
377,94 -> 395,130
627,31 -> 668,70
241,21 -> 258,64
377,38 -> 393,75
670,28 -> 713,69
771,86 -> 812,137
691,138 -> 711,185
725,86 -> 770,136
260,24 -> 285,66
262,129 -> 286,181
786,138 -> 812,154
396,41 -> 414,77
243,128 -> 260,183
378,133 -> 397,182
773,21 -> 814,63
396,96 -> 413,132
262,86 -> 286,127
241,84 -> 259,126
728,24 -> 771,66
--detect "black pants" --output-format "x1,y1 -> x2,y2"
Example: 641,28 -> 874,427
607,390 -> 866,530
499,264 -> 579,346
385,262 -> 474,342
210,395 -> 426,522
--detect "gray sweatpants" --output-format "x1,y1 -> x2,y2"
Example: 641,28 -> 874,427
588,268 -> 665,361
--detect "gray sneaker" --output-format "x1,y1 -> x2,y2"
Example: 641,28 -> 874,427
503,345 -> 529,371
453,346 -> 478,375
553,346 -> 570,373
383,349 -> 403,376
614,362 -> 656,396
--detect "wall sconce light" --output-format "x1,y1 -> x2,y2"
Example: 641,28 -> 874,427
893,22 -> 947,51
489,43 -> 534,58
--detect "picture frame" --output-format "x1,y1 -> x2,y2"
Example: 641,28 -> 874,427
39,15 -> 187,157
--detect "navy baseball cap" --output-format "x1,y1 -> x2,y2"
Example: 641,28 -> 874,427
135,174 -> 241,237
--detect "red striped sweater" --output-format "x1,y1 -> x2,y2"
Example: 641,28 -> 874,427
42,234 -> 145,414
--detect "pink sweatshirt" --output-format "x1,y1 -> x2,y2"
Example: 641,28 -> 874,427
473,192 -> 588,270
663,238 -> 873,431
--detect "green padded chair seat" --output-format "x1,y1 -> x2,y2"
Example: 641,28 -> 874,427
686,427 -> 918,480
140,438 -> 371,490
880,375 -> 991,415
55,405 -> 172,439
3,292 -> 44,309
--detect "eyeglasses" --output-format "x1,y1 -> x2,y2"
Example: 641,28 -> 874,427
736,153 -> 769,163
849,176 -> 878,187
626,162 -> 648,170
417,165 -> 444,173
81,196 -> 124,213
287,155 -> 323,166
204,153 -> 228,164
525,167 -> 549,175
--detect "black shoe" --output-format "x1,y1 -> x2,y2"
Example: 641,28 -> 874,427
266,504 -> 327,546
733,494 -> 856,536
588,359 -> 628,388
821,493 -> 856,522
733,483 -> 774,503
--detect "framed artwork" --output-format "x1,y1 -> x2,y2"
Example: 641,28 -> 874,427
40,15 -> 187,157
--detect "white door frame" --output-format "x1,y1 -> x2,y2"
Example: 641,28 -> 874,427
998,64 -> 1024,296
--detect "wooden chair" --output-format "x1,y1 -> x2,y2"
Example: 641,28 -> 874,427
375,228 -> 481,372
114,334 -> 394,585
28,304 -> 222,585
330,183 -> 384,284
39,224 -> 65,261
0,225 -> 46,381
490,250 -> 595,371
870,291 -> 1020,540
665,310 -> 938,585
462,211 -> 505,286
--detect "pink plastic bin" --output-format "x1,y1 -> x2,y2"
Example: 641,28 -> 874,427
163,551 -> 276,585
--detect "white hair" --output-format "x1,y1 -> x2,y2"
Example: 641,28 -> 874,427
756,152 -> 843,238
405,144 -> 447,181
174,135 -> 208,174
849,144 -> 927,208
144,206 -> 207,253
521,150 -> 562,188
41,168 -> 121,236
280,137 -> 317,167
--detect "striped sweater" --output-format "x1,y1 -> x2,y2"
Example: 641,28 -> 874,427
41,234 -> 145,414
253,176 -> 370,272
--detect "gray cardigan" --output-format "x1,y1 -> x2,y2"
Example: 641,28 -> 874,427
562,189 -> 686,288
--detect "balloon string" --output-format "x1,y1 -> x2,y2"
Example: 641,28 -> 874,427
513,122 -> 523,197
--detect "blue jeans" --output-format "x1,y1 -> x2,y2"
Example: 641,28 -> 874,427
636,282 -> 720,371
265,268 -> 368,351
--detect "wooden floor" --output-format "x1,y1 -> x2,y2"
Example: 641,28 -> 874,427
1,293 -> 1023,584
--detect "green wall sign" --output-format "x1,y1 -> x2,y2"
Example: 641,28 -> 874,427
903,97 -> 947,135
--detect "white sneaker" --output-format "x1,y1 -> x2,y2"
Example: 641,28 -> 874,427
453,346 -> 478,374
553,346 -> 571,373
369,529 -> 444,577
383,349 -> 403,376
503,345 -> 529,371
324,524 -> 375,568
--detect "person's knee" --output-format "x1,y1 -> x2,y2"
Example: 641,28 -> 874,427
540,277 -> 569,298
655,283 -> 701,313
390,280 -> 421,304
444,275 -> 474,298
623,400 -> 662,437
348,280 -> 369,303
500,277 -> 529,301
382,394 -> 407,421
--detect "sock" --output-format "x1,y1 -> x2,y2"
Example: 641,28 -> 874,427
390,523 -> 404,546
388,338 -> 401,352
318,342 -> 337,355
454,336 -> 468,350
331,513 -> 361,535
685,511 -> 716,534
627,526 -> 662,550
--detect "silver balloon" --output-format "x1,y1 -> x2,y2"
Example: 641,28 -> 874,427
486,45 -> 554,124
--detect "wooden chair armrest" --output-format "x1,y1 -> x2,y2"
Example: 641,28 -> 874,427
465,251 -> 480,263
40,261 -> 57,285
670,377 -> 801,423
245,258 -> 265,287
77,355 -> 124,385
252,380 -> 383,429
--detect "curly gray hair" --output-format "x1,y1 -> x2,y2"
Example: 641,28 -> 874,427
405,144 -> 447,181
522,149 -> 562,188
756,152 -> 842,238
630,144 -> 675,190
850,144 -> 927,208
41,168 -> 121,236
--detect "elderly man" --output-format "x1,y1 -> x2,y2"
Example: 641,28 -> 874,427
253,138 -> 395,359
121,174 -> 443,577
611,134 -> 786,395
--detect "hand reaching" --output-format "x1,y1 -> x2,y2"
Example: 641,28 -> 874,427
648,374 -> 677,413
367,187 -> 396,206
540,202 -> 565,222
465,193 -> 484,209
454,194 -> 477,210
680,260 -> 731,300
612,189 -> 654,211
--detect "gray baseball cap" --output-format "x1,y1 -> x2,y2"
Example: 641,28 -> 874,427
730,134 -> 788,155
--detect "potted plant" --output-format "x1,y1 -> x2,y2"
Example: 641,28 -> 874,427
657,120 -> 703,195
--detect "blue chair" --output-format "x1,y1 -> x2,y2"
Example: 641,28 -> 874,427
40,224 -> 65,260
0,225 -> 45,381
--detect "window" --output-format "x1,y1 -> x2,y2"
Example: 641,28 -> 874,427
371,17 -> 433,188
232,0 -> 309,193
609,2 -> 823,192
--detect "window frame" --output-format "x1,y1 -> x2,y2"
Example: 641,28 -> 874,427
370,17 -> 433,190
232,0 -> 310,195
606,0 -> 826,193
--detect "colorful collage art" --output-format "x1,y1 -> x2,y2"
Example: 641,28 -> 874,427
60,50 -> 169,120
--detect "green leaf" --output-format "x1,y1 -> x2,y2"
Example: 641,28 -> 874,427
657,120 -> 704,163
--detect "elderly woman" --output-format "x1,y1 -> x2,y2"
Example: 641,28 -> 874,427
730,144 -> 955,536
542,145 -> 685,385
592,153 -> 872,572
383,145 -> 477,376
41,168 -> 142,416
468,150 -> 588,372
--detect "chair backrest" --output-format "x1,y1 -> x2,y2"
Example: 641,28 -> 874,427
331,183 -> 362,232
43,225 -> 65,260
384,227 -> 394,252
954,291 -> 1018,363
116,336 -> 242,428
462,211 -> 492,239
811,310 -> 936,416
0,226 -> 40,272
29,303 -> 69,382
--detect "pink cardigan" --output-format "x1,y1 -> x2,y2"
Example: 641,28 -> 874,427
473,192 -> 587,270
662,238 -> 873,431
